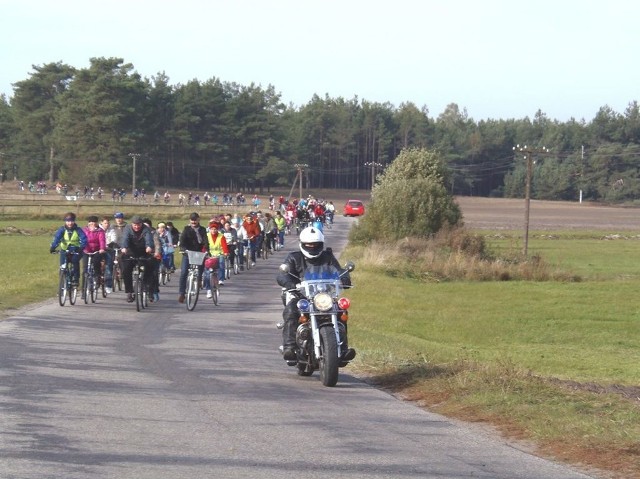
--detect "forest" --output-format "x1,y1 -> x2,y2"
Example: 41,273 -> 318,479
1,57 -> 639,202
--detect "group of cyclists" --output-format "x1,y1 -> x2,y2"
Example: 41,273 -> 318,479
49,194 -> 339,306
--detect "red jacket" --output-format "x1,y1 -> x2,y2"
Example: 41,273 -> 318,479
242,219 -> 261,240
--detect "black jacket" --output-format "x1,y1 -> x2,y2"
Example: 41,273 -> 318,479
179,224 -> 208,253
121,224 -> 154,256
276,250 -> 350,291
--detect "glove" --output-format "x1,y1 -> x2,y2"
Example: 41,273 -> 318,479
50,246 -> 56,254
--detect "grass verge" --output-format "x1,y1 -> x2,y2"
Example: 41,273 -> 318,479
344,233 -> 640,479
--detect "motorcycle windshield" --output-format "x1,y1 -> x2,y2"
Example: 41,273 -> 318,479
303,264 -> 340,281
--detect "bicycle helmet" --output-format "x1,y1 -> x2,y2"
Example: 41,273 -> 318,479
299,226 -> 324,259
114,212 -> 124,219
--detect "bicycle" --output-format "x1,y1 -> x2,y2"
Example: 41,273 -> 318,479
54,249 -> 79,306
205,255 -> 221,305
184,250 -> 207,311
159,254 -> 172,285
82,251 -> 103,304
242,240 -> 252,270
224,252 -> 232,280
112,248 -> 123,292
127,256 -> 150,312
263,233 -> 274,260
228,245 -> 239,275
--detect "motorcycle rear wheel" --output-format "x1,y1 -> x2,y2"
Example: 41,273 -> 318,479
319,327 -> 339,387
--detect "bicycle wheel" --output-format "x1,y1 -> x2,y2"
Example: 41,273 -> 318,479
233,260 -> 239,275
100,274 -> 107,298
69,267 -> 78,305
143,283 -> 149,308
83,272 -> 89,304
114,263 -> 123,291
186,270 -> 199,311
212,285 -> 219,305
91,275 -> 98,303
58,269 -> 67,306
225,260 -> 231,280
134,272 -> 142,312
245,248 -> 251,270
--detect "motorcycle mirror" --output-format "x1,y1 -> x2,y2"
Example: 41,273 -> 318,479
279,263 -> 291,274
345,261 -> 355,272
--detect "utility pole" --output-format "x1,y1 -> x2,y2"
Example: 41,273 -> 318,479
364,161 -> 383,191
293,163 -> 308,200
512,144 -> 549,257
128,153 -> 140,196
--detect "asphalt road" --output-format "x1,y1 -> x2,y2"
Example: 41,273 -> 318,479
0,215 -> 597,479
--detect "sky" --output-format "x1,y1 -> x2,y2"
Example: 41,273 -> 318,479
1,0 -> 639,122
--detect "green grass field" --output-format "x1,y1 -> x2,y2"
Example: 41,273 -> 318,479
342,230 -> 640,478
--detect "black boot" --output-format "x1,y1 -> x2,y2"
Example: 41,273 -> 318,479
282,317 -> 297,361
282,347 -> 296,361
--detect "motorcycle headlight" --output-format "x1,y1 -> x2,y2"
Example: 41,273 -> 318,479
313,292 -> 333,312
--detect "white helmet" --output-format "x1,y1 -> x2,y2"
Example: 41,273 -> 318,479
299,226 -> 325,259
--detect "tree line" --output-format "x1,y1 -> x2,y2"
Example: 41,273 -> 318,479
1,57 -> 639,202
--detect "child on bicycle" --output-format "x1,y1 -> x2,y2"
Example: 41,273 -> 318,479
50,212 -> 88,286
156,222 -> 175,273
82,215 -> 107,298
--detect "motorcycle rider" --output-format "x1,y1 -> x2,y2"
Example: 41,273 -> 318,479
276,226 -> 356,362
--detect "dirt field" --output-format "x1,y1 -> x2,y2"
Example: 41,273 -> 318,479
455,196 -> 640,231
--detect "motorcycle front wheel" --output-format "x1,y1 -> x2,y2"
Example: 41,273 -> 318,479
319,327 -> 339,387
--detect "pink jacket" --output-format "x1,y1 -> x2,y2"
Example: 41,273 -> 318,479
83,226 -> 106,253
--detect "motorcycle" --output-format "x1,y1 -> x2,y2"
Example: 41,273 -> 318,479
277,261 -> 355,387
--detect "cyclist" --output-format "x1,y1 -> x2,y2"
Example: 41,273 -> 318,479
177,212 -> 208,304
255,212 -> 266,257
325,201 -> 335,225
120,215 -> 154,303
221,221 -> 238,274
274,210 -> 286,249
276,226 -> 356,362
165,221 -> 180,271
156,222 -> 175,278
82,215 -> 107,299
112,212 -> 127,248
50,212 -> 88,287
242,213 -> 260,266
100,216 -> 116,294
142,218 -> 162,302
204,220 -> 229,298
264,212 -> 277,253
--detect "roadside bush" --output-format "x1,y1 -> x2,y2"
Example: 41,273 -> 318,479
351,148 -> 461,244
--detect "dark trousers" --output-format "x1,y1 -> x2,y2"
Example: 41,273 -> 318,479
123,256 -> 153,294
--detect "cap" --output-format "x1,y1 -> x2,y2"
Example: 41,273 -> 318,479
114,212 -> 124,219
209,220 -> 220,228
130,215 -> 143,224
